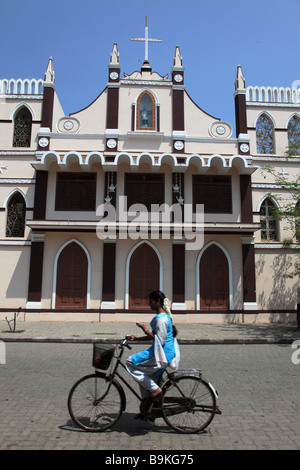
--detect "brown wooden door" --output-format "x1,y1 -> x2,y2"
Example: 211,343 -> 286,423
56,242 -> 88,309
129,243 -> 159,309
200,244 -> 229,310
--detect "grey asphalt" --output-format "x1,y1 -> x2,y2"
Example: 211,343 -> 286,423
1,319 -> 300,451
1,319 -> 300,344
1,341 -> 299,450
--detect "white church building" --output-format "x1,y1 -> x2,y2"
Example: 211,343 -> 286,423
0,25 -> 299,323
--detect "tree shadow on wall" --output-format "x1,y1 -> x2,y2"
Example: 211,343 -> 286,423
5,248 -> 30,303
257,252 -> 298,317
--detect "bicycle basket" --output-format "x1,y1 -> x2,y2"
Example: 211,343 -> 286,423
92,343 -> 115,370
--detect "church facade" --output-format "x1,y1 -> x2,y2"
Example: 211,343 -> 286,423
0,36 -> 299,323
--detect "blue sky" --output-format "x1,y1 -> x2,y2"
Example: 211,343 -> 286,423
1,0 -> 299,130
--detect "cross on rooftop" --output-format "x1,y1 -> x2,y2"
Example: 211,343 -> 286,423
131,16 -> 162,63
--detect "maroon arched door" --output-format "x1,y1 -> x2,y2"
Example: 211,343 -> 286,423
200,244 -> 229,310
56,242 -> 88,309
129,243 -> 160,309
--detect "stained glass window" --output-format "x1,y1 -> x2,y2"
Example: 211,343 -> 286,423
256,114 -> 274,154
136,92 -> 155,130
287,116 -> 300,156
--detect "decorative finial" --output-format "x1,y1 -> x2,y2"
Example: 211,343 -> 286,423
173,45 -> 183,67
235,65 -> 245,90
44,57 -> 54,84
110,43 -> 119,65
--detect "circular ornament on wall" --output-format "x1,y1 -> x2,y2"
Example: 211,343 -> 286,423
38,137 -> 49,147
216,125 -> 226,135
63,120 -> 74,130
110,72 -> 119,80
107,138 -> 117,149
240,143 -> 249,153
174,74 -> 183,83
209,121 -> 232,138
57,117 -> 80,133
174,140 -> 184,150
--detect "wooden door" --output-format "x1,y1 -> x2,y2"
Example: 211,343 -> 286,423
129,243 -> 159,309
56,242 -> 88,309
200,244 -> 229,310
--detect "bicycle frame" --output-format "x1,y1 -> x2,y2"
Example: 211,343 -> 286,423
94,338 -> 221,418
67,336 -> 221,434
95,338 -> 144,404
95,338 -> 178,403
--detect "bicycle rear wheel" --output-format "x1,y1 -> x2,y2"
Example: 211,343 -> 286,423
68,374 -> 125,432
161,376 -> 216,433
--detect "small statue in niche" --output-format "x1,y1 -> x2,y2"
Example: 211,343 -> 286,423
141,109 -> 149,127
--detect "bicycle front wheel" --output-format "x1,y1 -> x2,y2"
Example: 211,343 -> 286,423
68,374 -> 125,432
161,376 -> 216,434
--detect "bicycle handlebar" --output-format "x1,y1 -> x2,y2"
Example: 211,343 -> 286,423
121,335 -> 132,350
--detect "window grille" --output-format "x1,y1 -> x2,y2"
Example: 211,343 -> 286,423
125,173 -> 164,211
6,192 -> 26,237
13,107 -> 32,147
55,173 -> 96,211
260,198 -> 278,241
193,175 -> 232,213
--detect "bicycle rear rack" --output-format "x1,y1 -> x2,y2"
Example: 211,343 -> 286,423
171,368 -> 202,378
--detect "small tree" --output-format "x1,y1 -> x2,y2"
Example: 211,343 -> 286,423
262,166 -> 300,276
262,131 -> 300,328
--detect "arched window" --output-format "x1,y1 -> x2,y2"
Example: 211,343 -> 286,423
136,91 -> 155,130
13,107 -> 32,147
256,114 -> 274,154
260,198 -> 278,241
287,115 -> 300,156
6,192 -> 26,237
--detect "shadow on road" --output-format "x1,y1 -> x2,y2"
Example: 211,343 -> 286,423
60,412 -> 213,436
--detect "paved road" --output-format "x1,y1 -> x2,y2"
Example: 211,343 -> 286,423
0,342 -> 299,451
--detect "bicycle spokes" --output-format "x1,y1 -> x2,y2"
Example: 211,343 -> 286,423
161,376 -> 218,433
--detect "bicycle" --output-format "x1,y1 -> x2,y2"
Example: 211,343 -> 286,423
67,335 -> 221,434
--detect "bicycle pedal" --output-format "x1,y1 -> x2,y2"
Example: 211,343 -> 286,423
148,415 -> 156,422
140,397 -> 152,416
